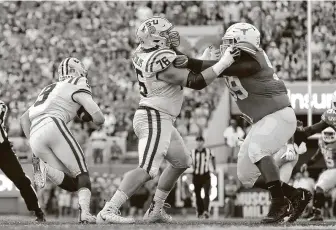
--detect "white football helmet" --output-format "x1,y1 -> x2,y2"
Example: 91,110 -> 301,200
322,127 -> 336,143
221,22 -> 260,54
58,57 -> 88,81
136,16 -> 180,50
331,94 -> 336,110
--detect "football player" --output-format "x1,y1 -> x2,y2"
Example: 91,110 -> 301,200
96,16 -> 240,224
295,94 -> 336,141
174,23 -> 312,223
20,57 -> 105,223
0,101 -> 45,222
300,127 -> 336,221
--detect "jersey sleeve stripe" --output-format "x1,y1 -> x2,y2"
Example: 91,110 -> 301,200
145,49 -> 175,72
71,89 -> 92,104
68,77 -> 75,84
73,77 -> 83,85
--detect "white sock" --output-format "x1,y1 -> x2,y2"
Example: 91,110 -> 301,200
153,189 -> 169,209
78,188 -> 91,213
45,163 -> 64,185
109,190 -> 128,210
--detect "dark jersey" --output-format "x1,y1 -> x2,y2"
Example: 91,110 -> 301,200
224,42 -> 290,123
318,138 -> 336,169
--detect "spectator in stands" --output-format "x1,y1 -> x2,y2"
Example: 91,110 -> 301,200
90,126 -> 107,164
110,140 -> 123,161
223,119 -> 245,163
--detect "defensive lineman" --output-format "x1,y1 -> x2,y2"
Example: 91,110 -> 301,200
20,57 -> 104,223
175,23 -> 311,223
96,16 -> 240,224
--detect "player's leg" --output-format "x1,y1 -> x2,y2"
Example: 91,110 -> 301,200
192,175 -> 204,217
203,174 -> 211,219
310,169 -> 336,221
144,127 -> 192,222
251,107 -> 311,222
98,109 -> 172,224
47,118 -> 95,223
0,141 -> 45,222
30,124 -> 79,192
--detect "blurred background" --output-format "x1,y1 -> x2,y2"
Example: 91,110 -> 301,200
0,0 -> 335,220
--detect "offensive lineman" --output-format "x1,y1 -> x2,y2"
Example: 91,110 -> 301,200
174,23 -> 312,223
20,58 -> 105,223
0,101 -> 45,221
300,128 -> 336,221
96,16 -> 240,224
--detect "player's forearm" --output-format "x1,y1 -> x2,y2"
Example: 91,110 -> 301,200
20,111 -> 31,139
74,93 -> 105,125
184,57 -> 235,90
303,120 -> 329,137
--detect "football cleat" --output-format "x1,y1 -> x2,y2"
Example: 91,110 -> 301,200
309,208 -> 323,221
35,209 -> 46,222
32,156 -> 47,189
261,197 -> 293,224
143,202 -> 172,223
203,211 -> 210,219
78,205 -> 96,224
96,202 -> 135,224
287,188 -> 312,222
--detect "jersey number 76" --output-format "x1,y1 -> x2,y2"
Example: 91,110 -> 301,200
34,83 -> 56,107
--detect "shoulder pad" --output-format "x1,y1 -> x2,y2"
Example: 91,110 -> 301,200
236,41 -> 259,57
144,48 -> 177,73
72,77 -> 92,95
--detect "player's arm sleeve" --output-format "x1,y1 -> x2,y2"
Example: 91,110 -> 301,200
20,109 -> 31,139
307,148 -> 322,166
73,93 -> 105,126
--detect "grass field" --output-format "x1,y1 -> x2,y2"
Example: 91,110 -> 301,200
1,216 -> 336,230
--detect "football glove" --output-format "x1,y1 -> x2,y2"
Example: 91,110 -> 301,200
77,106 -> 93,122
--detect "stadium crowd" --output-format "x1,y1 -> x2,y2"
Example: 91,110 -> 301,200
312,1 -> 336,81
0,1 -> 308,147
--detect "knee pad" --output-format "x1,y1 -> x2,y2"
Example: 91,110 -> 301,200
76,172 -> 91,190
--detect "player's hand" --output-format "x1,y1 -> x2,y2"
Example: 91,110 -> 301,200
281,144 -> 297,161
173,55 -> 188,68
199,46 -> 221,61
220,46 -> 241,65
300,163 -> 308,172
296,120 -> 304,131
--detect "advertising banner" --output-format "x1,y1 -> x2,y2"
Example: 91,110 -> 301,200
230,81 -> 336,115
235,188 -> 271,218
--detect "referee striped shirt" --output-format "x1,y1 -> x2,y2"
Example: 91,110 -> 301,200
192,148 -> 213,175
0,100 -> 8,143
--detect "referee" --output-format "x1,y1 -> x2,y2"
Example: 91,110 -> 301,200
191,135 -> 216,219
0,101 -> 45,221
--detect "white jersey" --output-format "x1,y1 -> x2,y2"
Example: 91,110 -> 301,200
132,46 -> 184,117
29,76 -> 92,129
